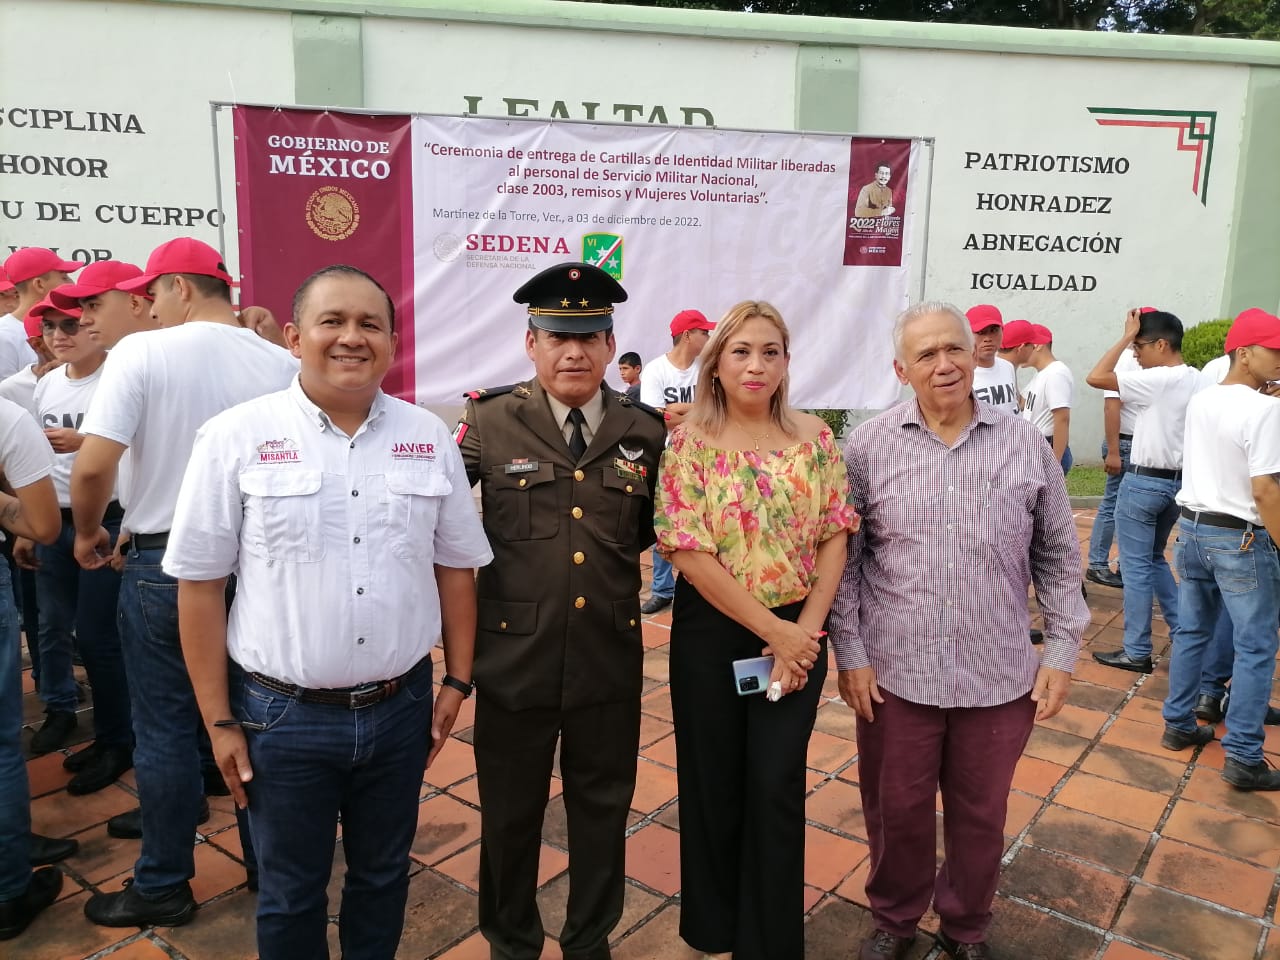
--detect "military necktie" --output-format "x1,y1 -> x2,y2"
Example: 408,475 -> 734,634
567,407 -> 588,461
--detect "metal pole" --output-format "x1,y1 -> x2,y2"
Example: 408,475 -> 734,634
210,102 -> 228,266
916,138 -> 937,302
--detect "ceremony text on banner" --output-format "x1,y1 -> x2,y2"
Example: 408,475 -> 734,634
232,107 -> 923,409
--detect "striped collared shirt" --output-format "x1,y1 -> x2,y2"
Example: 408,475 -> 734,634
829,398 -> 1088,708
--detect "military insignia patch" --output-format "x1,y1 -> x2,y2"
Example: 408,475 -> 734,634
583,233 -> 623,280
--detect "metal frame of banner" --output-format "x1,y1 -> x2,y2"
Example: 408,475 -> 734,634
208,99 -> 936,302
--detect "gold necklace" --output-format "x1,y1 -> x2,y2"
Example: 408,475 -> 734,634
733,419 -> 772,452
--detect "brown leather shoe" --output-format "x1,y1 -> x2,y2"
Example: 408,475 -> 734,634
937,930 -> 992,959
859,929 -> 913,960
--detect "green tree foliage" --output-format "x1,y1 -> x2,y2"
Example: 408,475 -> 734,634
1181,318 -> 1233,369
580,0 -> 1280,37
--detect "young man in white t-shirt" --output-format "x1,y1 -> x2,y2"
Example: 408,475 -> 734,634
1020,323 -> 1073,473
967,304 -> 1020,415
72,237 -> 298,928
639,308 -> 715,614
11,295 -> 132,795
1161,308 -> 1280,789
1086,309 -> 1204,675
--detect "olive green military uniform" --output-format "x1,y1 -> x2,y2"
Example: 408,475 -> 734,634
458,378 -> 664,960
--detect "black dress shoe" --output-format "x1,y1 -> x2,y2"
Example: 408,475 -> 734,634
859,929 -> 913,960
640,595 -> 672,615
67,745 -> 133,796
107,799 -> 210,840
1193,694 -> 1225,723
0,867 -> 63,940
29,710 -> 77,755
1160,724 -> 1214,751
28,833 -> 78,866
63,741 -> 103,772
1092,649 -> 1153,674
1223,691 -> 1280,725
1085,567 -> 1124,588
1222,757 -> 1280,791
84,878 -> 196,928
937,930 -> 992,959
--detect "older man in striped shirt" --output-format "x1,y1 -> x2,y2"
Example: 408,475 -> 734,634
831,302 -> 1089,960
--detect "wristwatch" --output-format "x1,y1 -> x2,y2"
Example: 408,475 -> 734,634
441,674 -> 474,698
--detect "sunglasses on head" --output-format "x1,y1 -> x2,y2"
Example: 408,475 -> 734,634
41,316 -> 81,336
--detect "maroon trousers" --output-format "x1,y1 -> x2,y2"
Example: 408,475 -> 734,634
855,688 -> 1035,943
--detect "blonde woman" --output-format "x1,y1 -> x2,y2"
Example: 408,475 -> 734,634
655,301 -> 856,960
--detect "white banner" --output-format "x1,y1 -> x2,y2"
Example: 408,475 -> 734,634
410,115 -> 923,408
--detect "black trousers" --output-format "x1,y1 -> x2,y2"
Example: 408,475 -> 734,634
669,577 -> 826,960
473,693 -> 640,960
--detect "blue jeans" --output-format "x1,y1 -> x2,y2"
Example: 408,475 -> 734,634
651,547 -> 675,600
0,563 -> 31,900
1199,607 -> 1235,700
35,519 -> 130,743
1115,473 -> 1181,659
1086,437 -> 1132,569
1162,520 -> 1280,765
233,658 -> 434,960
120,545 -> 203,897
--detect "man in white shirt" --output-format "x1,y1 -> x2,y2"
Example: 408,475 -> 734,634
1086,346 -> 1142,589
50,260 -> 156,349
0,397 -> 62,942
167,265 -> 491,957
966,304 -> 1019,415
639,308 -> 715,614
1161,308 -> 1280,790
1087,309 -> 1204,674
0,249 -> 83,382
15,296 -> 131,797
72,237 -> 298,929
1020,323 -> 1073,473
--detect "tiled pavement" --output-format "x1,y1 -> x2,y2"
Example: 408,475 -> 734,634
13,509 -> 1280,960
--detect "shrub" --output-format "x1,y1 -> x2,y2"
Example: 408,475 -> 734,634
806,409 -> 849,437
1181,318 -> 1232,369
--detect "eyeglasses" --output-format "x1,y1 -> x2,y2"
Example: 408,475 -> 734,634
1132,339 -> 1162,349
41,317 -> 81,336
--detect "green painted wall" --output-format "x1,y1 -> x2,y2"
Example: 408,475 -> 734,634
292,13 -> 364,107
795,45 -> 859,133
1222,67 -> 1280,317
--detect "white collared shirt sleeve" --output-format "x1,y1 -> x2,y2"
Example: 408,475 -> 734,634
163,414 -> 245,581
433,438 -> 493,570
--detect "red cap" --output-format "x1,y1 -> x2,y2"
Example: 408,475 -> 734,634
669,309 -> 714,337
1000,319 -> 1034,348
965,304 -> 1003,333
1224,308 -> 1280,353
48,260 -> 144,310
117,238 -> 234,295
2,248 -> 84,285
0,275 -> 13,294
1139,306 -> 1158,314
1027,323 -> 1053,345
24,296 -> 81,338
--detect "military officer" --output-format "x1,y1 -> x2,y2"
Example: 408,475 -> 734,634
457,262 -> 665,960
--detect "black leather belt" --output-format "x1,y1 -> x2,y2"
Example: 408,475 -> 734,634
1118,433 -> 1134,441
248,657 -> 427,710
1129,465 -> 1181,481
62,500 -> 123,527
1180,507 -> 1254,530
131,532 -> 169,551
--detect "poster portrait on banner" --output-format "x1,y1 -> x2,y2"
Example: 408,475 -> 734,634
844,138 -> 912,268
230,107 -> 926,410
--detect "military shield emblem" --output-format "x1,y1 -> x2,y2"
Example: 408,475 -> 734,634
583,233 -> 623,280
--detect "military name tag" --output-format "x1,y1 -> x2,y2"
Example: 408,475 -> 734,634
614,457 -> 647,480
504,460 -> 540,474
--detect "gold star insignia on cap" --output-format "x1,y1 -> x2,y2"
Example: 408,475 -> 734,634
560,298 -> 570,307
579,298 -> 589,307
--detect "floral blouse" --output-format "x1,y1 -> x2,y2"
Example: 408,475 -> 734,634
654,423 -> 858,608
